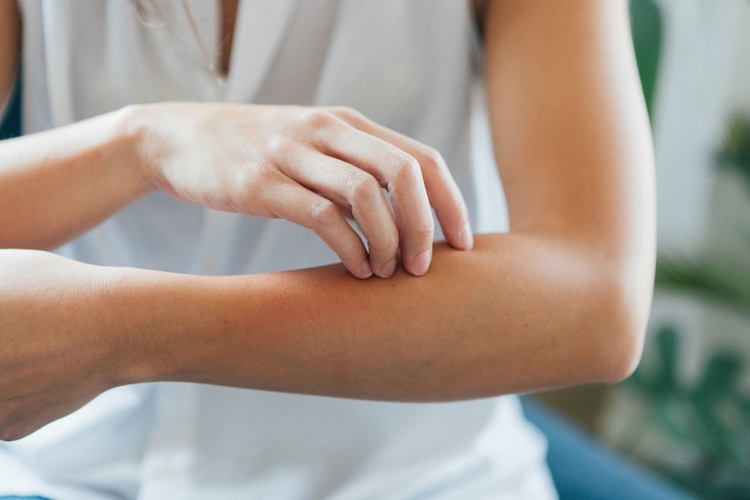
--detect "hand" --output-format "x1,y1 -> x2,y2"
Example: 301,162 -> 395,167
130,104 -> 473,278
0,250 -> 122,441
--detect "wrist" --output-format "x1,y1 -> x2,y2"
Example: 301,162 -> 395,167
116,103 -> 164,195
97,265 -> 161,387
101,266 -> 201,386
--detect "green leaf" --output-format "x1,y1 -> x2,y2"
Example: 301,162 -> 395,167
630,0 -> 663,120
655,256 -> 750,318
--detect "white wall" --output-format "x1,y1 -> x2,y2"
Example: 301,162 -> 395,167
651,0 -> 750,252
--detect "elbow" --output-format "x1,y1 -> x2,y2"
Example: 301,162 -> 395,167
599,327 -> 644,385
589,264 -> 653,384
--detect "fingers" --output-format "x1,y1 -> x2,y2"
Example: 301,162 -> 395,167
330,107 -> 474,253
260,173 -> 374,279
279,152 -> 400,278
314,126 -> 433,275
232,106 -> 471,279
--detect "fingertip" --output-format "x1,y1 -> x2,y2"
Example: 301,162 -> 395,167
359,259 -> 374,279
411,249 -> 432,276
459,222 -> 474,250
376,258 -> 397,278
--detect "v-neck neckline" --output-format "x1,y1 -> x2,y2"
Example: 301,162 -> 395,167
221,0 -> 302,104
217,0 -> 239,78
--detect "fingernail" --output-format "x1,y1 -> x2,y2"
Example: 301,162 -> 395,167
413,249 -> 431,276
380,258 -> 397,278
360,260 -> 373,278
460,222 -> 474,250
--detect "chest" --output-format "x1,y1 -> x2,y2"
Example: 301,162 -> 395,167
218,0 -> 238,76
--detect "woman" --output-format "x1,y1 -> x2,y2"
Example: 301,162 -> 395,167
0,0 -> 655,498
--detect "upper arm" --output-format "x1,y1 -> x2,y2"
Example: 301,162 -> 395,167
478,1 -> 655,378
482,0 -> 654,260
0,0 -> 21,113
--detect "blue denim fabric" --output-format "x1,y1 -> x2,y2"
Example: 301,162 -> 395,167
521,398 -> 698,500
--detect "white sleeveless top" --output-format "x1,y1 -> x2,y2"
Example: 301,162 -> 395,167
0,1 -> 556,499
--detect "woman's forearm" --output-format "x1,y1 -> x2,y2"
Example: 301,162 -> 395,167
0,236 -> 642,441
0,107 -> 152,249
113,232 -> 644,401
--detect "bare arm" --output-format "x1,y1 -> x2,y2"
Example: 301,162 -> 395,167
0,1 -> 158,249
0,0 -> 654,439
0,102 -> 473,277
147,0 -> 655,396
0,109 -> 155,250
1,0 -> 473,277
123,234 -> 642,401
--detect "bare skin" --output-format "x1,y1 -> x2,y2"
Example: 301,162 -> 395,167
0,0 -> 655,441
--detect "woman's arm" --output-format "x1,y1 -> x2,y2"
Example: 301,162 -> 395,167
0,0 -> 654,440
153,0 -> 654,396
0,2 -> 149,249
0,102 -> 472,278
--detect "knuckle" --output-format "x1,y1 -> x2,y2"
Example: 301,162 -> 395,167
370,231 -> 399,257
346,172 -> 381,202
331,106 -> 365,124
310,199 -> 339,228
251,162 -> 278,187
303,109 -> 339,130
382,235 -> 400,256
239,164 -> 274,204
265,133 -> 289,157
391,154 -> 421,182
414,218 -> 435,242
419,146 -> 446,171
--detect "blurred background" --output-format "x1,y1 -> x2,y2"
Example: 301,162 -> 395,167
534,1 -> 750,499
3,1 -> 750,499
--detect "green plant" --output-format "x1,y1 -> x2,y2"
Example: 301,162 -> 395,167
656,254 -> 750,319
624,114 -> 750,500
624,327 -> 750,499
657,114 -> 750,313
630,0 -> 663,119
717,115 -> 750,190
